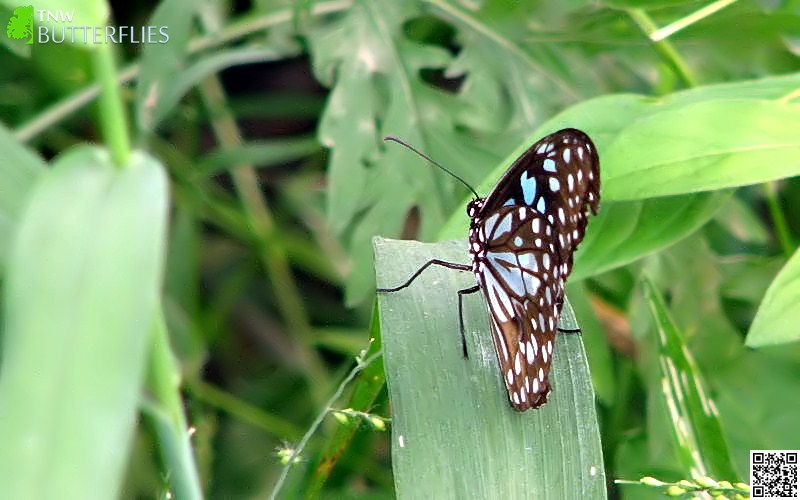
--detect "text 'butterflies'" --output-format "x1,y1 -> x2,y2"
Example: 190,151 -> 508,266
378,128 -> 600,411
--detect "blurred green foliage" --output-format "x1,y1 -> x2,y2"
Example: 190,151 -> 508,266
0,0 -> 799,498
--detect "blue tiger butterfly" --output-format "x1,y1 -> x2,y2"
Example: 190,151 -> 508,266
378,129 -> 600,411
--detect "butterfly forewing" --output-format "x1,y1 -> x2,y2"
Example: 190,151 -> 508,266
468,128 -> 600,411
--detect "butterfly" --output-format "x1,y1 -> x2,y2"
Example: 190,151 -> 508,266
378,129 -> 600,411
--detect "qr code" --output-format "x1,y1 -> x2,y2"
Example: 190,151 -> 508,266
751,450 -> 799,498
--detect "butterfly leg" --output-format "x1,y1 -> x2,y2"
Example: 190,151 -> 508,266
457,285 -> 480,358
376,259 -> 471,292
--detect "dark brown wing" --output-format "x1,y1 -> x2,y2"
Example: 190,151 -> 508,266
473,205 -> 561,410
479,128 -> 600,281
469,129 -> 600,411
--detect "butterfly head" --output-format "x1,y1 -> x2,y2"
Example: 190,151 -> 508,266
466,198 -> 485,222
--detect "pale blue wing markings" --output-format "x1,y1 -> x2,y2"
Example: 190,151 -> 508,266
543,159 -> 557,172
483,213 -> 500,235
522,271 -> 541,295
517,252 -> 538,273
487,251 -> 525,296
503,198 -> 516,206
488,251 -> 517,267
520,171 -> 537,205
536,197 -> 546,213
490,212 -> 513,239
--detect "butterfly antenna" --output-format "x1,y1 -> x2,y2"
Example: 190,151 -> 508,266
384,136 -> 480,199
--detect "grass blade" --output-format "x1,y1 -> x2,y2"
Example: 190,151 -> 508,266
643,278 -> 738,480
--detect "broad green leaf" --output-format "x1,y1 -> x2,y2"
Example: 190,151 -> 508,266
643,278 -> 738,481
375,237 -> 606,499
746,247 -> 800,347
571,192 -> 730,280
442,74 -> 800,208
309,0 -> 453,303
603,100 -> 800,200
440,74 -> 800,281
0,147 -> 168,499
0,122 -> 46,271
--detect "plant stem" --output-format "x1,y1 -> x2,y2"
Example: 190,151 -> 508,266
188,380 -> 303,439
627,9 -> 698,88
269,351 -> 383,500
145,313 -> 203,500
198,76 -> 329,405
92,43 -> 131,166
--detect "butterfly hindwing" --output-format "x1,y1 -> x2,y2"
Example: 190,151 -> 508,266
468,128 -> 600,411
474,206 -> 561,410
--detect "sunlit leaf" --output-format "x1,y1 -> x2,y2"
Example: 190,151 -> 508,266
0,147 -> 168,499
746,247 -> 800,347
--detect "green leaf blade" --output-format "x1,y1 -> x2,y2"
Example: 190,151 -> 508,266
746,247 -> 800,347
643,278 -> 738,481
0,147 -> 169,499
375,237 -> 605,499
604,100 -> 800,201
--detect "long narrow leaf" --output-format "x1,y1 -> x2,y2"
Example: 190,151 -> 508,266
0,147 -> 168,499
643,278 -> 738,481
375,237 -> 605,499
